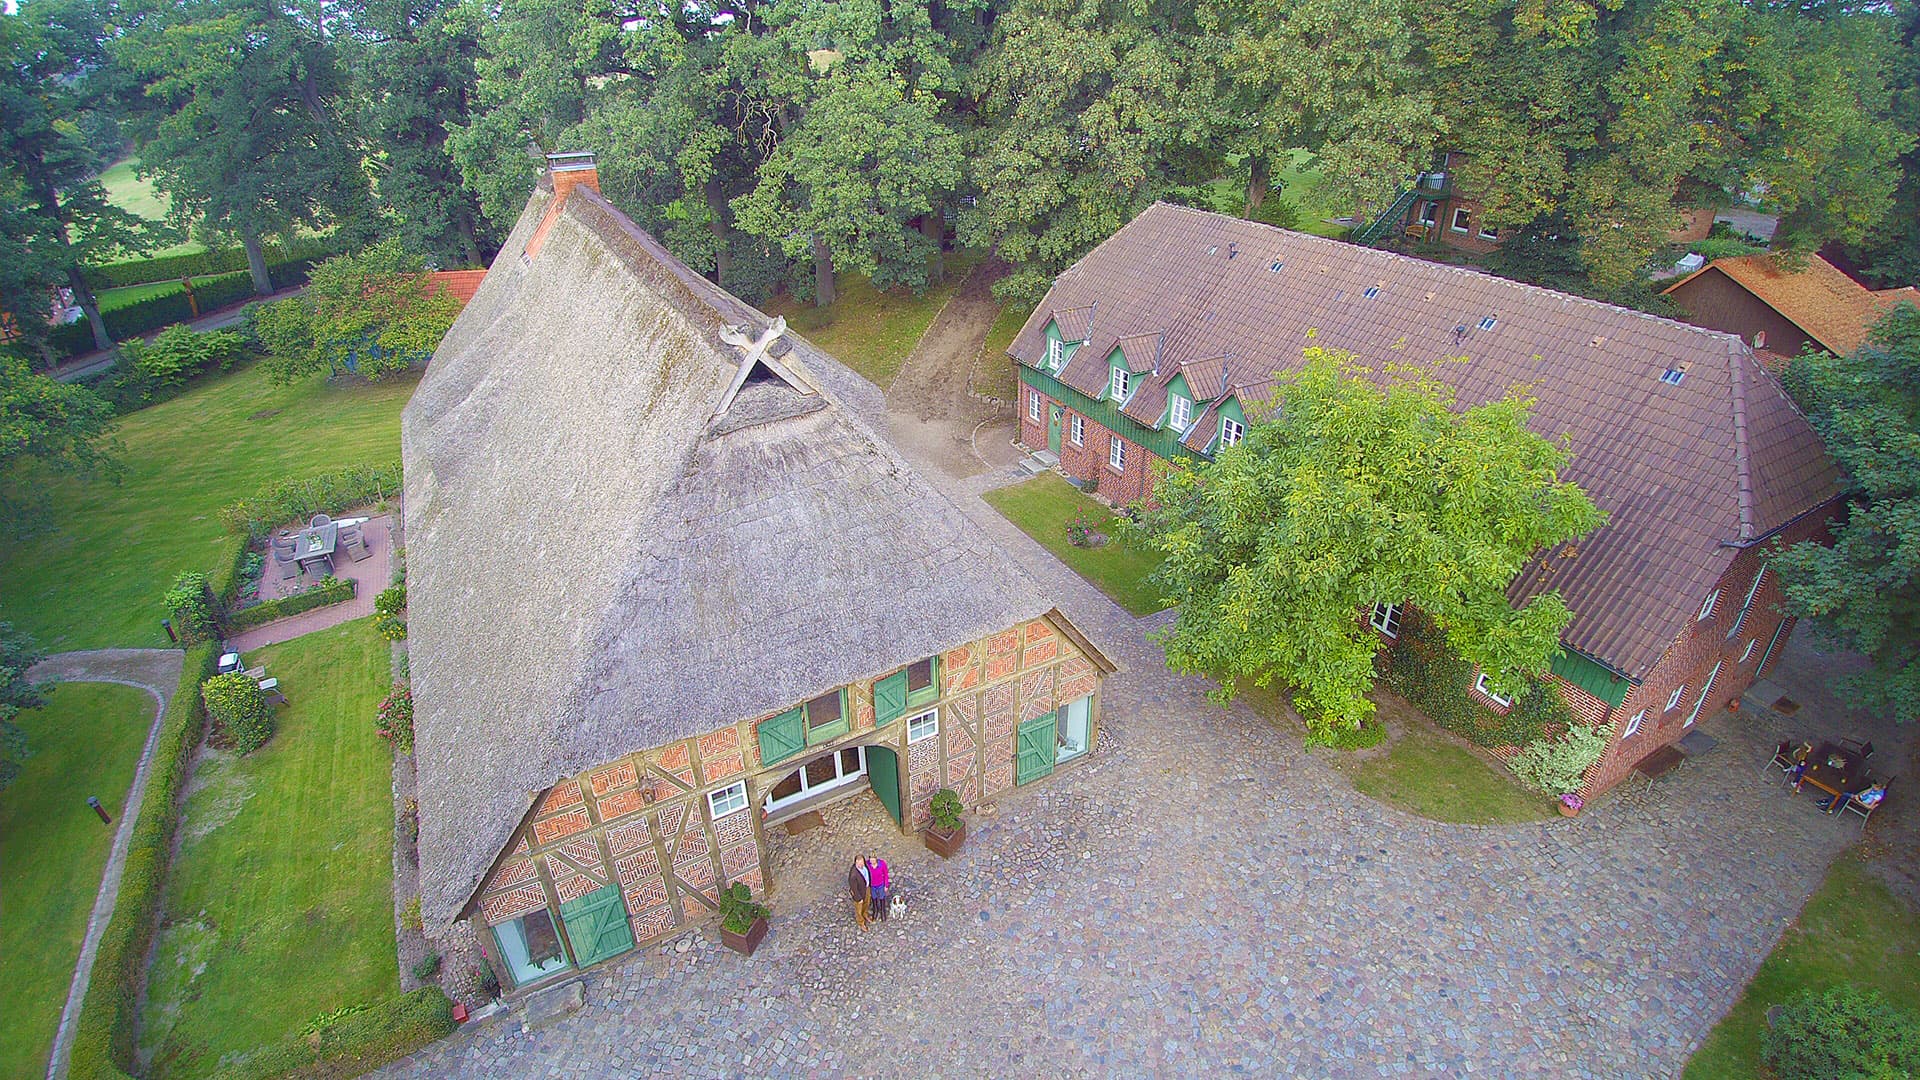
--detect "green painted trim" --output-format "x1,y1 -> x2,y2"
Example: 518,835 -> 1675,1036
1549,648 -> 1635,709
757,706 -> 806,765
1016,712 -> 1058,785
906,655 -> 940,708
804,689 -> 850,746
1020,366 -> 1203,463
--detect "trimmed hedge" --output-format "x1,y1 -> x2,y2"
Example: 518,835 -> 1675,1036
82,238 -> 339,291
40,252 -> 333,366
68,642 -> 218,1080
225,575 -> 355,632
221,987 -> 456,1080
219,462 -> 403,542
207,531 -> 252,614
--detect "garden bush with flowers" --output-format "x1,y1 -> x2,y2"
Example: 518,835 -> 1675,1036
376,683 -> 414,755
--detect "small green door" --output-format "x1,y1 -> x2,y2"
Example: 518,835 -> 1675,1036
559,882 -> 634,968
1047,406 -> 1062,454
866,745 -> 902,824
1016,712 -> 1057,785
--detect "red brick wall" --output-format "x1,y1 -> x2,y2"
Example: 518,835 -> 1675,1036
1017,384 -> 1158,505
1581,503 -> 1838,795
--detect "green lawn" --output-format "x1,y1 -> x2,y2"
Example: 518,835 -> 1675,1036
983,473 -> 1167,616
96,271 -> 250,314
1344,722 -> 1552,824
0,363 -> 415,652
0,682 -> 159,1078
96,157 -> 204,259
765,251 -> 982,388
971,302 -> 1027,404
140,618 -> 396,1078
1685,854 -> 1920,1079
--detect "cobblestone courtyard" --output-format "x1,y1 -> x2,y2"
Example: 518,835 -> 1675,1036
383,463 -> 1881,1079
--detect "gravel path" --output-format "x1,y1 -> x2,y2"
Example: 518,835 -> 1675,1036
379,462 -> 1881,1079
26,648 -> 186,1080
881,261 -> 1022,480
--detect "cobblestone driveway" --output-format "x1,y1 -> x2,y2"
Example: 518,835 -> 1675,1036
384,467 -> 1866,1079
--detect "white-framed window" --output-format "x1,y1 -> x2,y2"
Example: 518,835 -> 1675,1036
1370,602 -> 1401,638
1109,367 -> 1130,401
708,780 -> 748,818
1450,207 -> 1471,234
1740,637 -> 1757,663
1056,694 -> 1092,763
1478,225 -> 1499,241
1697,589 -> 1721,622
1418,201 -> 1438,226
1169,395 -> 1192,431
1363,285 -> 1382,299
1666,684 -> 1686,711
763,745 -> 869,815
1474,672 -> 1513,708
907,708 -> 939,744
1028,389 -> 1042,422
1621,709 -> 1646,740
1729,567 -> 1768,639
1070,415 -> 1084,445
1684,662 -> 1722,727
1046,337 -> 1063,368
1478,316 -> 1498,331
1220,416 -> 1244,448
1108,438 -> 1127,471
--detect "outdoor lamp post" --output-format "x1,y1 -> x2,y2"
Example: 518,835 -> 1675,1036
87,796 -> 111,825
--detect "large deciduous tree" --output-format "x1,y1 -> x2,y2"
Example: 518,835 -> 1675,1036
0,355 -> 117,527
1,0 -> 153,353
251,239 -> 462,382
0,623 -> 47,792
1775,304 -> 1920,719
1134,350 -> 1606,741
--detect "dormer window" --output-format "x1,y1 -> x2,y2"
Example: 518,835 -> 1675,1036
1109,367 -> 1130,400
1169,395 -> 1192,431
1046,337 -> 1064,368
1220,416 -> 1244,448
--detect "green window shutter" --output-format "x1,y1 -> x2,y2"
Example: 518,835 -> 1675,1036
875,670 -> 909,725
559,883 -> 634,967
757,707 -> 805,765
1016,713 -> 1057,785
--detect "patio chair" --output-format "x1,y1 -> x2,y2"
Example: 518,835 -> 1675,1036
271,542 -> 300,580
342,529 -> 372,561
1761,740 -> 1795,778
1838,738 -> 1875,760
1843,776 -> 1892,827
310,513 -> 332,528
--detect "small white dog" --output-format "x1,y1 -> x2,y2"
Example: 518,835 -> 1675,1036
888,892 -> 906,919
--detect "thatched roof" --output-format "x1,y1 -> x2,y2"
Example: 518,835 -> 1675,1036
404,183 -> 1052,929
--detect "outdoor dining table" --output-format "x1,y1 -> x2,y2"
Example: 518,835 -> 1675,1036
292,522 -> 339,571
1797,742 -> 1865,800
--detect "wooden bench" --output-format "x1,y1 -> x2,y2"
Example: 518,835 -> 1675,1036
1633,745 -> 1687,792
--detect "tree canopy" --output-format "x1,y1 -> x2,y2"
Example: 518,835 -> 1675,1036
0,355 -> 117,525
1132,350 -> 1607,740
251,240 -> 462,383
0,622 -> 46,792
1775,303 -> 1920,719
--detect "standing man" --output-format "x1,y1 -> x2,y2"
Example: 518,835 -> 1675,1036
849,856 -> 872,930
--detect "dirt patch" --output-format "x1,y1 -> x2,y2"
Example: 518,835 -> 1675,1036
884,260 -> 1024,479
248,409 -> 281,420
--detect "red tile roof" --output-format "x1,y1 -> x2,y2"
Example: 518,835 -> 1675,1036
1012,203 -> 1842,681
1662,254 -> 1916,356
428,269 -> 488,306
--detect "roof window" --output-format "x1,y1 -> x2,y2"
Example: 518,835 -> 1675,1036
1363,286 -> 1381,299
1478,316 -> 1498,331
1660,366 -> 1686,386
1268,259 -> 1284,272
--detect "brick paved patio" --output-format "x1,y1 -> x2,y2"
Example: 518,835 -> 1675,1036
379,465 -> 1887,1079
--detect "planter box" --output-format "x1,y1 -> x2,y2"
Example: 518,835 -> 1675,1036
720,916 -> 768,957
924,821 -> 966,859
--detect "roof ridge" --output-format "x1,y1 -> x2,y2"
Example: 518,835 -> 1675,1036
1726,342 -> 1756,540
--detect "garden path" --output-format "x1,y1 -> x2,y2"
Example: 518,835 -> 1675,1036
881,260 -> 1022,480
381,462 -> 1905,1078
24,648 -> 185,1080
226,513 -> 396,653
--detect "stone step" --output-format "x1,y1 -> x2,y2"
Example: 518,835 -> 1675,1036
1031,450 -> 1060,467
1018,457 -> 1048,476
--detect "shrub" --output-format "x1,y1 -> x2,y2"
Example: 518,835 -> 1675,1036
162,571 -> 218,646
202,672 -> 276,754
81,237 -> 340,290
718,882 -> 770,935
376,683 -> 414,755
930,788 -> 963,833
1761,984 -> 1920,1080
1508,721 -> 1607,795
219,461 -> 403,541
375,582 -> 407,640
206,532 -> 253,617
221,987 -> 456,1080
69,643 -> 216,1079
119,325 -> 246,389
225,575 -> 355,631
411,952 -> 442,981
401,895 -> 423,931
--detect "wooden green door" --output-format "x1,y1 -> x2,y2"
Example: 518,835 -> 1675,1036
559,883 -> 634,968
1016,712 -> 1057,785
867,745 -> 902,824
1047,406 -> 1063,454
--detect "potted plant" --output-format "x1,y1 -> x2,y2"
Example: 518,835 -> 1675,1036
717,882 -> 770,956
1558,792 -> 1584,817
924,787 -> 966,858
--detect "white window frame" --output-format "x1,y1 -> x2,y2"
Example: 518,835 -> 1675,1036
1697,589 -> 1720,622
1450,207 -> 1471,234
907,708 -> 939,744
1474,672 -> 1513,708
1729,567 -> 1767,639
1418,201 -> 1438,226
1220,416 -> 1244,448
708,780 -> 748,819
1370,602 -> 1401,638
1477,225 -> 1499,241
1046,337 -> 1063,368
1740,637 -> 1757,663
1666,684 -> 1687,711
1070,414 -> 1084,445
1621,709 -> 1646,740
1028,389 -> 1042,422
1108,438 -> 1127,472
1683,662 -> 1722,727
1169,395 -> 1192,432
1109,367 -> 1130,401
761,746 -> 870,815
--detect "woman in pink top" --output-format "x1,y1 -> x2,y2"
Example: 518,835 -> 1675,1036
868,855 -> 889,920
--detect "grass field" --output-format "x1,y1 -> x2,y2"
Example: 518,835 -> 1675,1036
983,473 -> 1167,616
765,252 -> 982,388
140,618 -> 396,1078
0,363 -> 415,652
96,157 -> 204,259
0,682 -> 160,1078
971,303 -> 1026,404
1343,721 -> 1552,825
97,271 -> 250,314
1684,853 -> 1920,1078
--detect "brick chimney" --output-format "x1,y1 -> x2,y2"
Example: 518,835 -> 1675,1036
547,151 -> 599,199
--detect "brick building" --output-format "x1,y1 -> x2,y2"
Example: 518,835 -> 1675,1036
404,155 -> 1114,994
1012,202 -> 1840,796
1662,252 -> 1920,367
